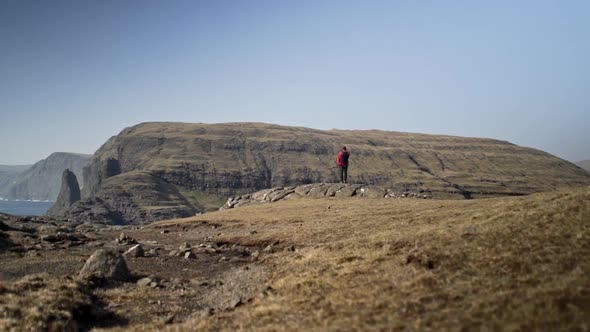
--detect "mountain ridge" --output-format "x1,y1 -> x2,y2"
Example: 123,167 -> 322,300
53,121 -> 590,224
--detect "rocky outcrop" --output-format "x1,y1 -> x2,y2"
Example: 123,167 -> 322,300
62,122 -> 590,224
47,169 -> 81,218
1,153 -> 90,201
221,183 -> 432,210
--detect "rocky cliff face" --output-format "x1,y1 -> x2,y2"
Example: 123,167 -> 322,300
0,165 -> 31,198
65,122 -> 590,224
47,169 -> 81,218
1,153 -> 90,201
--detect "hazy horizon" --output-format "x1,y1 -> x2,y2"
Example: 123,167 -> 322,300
1,1 -> 589,164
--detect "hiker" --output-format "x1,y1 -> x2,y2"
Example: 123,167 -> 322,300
336,146 -> 350,183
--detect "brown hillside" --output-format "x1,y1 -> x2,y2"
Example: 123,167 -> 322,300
157,186 -> 590,331
1,187 -> 589,331
67,122 -> 589,224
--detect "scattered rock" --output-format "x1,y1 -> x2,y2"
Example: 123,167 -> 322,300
27,250 -> 41,257
359,186 -> 386,198
115,232 -> 137,245
41,233 -> 86,243
170,278 -> 183,286
462,226 -> 478,236
79,249 -> 130,281
184,251 -> 196,259
124,244 -> 145,258
220,183 -> 432,210
137,276 -> 154,287
179,242 -> 191,252
230,298 -> 243,309
163,314 -> 175,324
148,248 -> 159,257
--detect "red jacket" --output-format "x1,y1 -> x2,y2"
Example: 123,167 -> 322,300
337,150 -> 350,167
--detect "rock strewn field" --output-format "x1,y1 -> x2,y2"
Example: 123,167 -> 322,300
1,186 -> 589,331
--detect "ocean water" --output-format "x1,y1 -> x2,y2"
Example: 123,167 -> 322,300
0,200 -> 54,216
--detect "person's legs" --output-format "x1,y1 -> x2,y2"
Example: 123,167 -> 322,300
343,166 -> 348,183
340,166 -> 345,183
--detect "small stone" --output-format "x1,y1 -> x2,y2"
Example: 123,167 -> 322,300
261,285 -> 276,296
170,278 -> 182,286
230,298 -> 243,308
148,248 -> 159,256
184,251 -> 196,259
150,281 -> 159,288
189,278 -> 202,285
284,245 -> 296,252
124,244 -> 145,258
198,308 -> 214,317
160,230 -> 169,234
137,276 -> 153,287
116,232 -> 137,245
163,314 -> 175,324
27,250 -> 41,257
117,233 -> 127,242
169,250 -> 179,257
179,242 -> 191,251
219,256 -> 229,262
462,226 -> 477,236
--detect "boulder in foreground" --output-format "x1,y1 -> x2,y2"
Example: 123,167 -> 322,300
79,249 -> 130,281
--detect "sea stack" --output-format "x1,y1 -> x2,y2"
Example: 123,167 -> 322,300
47,169 -> 81,217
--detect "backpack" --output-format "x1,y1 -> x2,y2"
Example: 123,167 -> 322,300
341,151 -> 350,164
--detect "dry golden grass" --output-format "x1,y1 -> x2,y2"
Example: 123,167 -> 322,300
156,186 -> 590,331
0,274 -> 94,332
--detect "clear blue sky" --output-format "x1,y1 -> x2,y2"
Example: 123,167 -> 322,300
1,0 -> 588,164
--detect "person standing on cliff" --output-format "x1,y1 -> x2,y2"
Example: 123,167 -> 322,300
336,146 -> 350,183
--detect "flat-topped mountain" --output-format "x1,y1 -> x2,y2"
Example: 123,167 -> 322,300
56,122 -> 590,224
1,152 -> 90,201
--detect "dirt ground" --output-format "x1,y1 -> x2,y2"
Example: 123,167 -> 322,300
0,217 -> 272,330
1,186 -> 589,331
